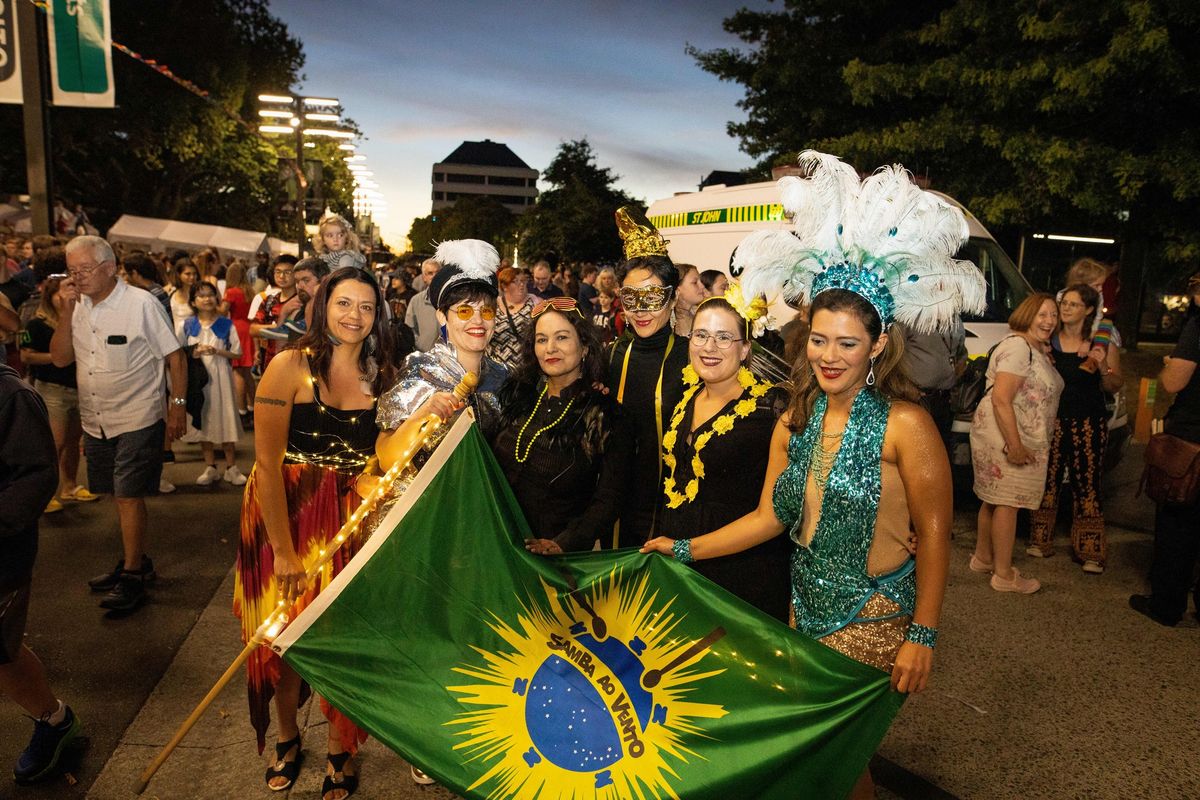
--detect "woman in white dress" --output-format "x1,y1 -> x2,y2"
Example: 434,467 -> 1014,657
168,260 -> 199,338
180,282 -> 246,486
969,293 -> 1064,594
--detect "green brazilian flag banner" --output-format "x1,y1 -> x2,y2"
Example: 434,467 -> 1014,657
272,413 -> 903,799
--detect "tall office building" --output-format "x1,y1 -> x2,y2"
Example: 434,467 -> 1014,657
431,140 -> 539,215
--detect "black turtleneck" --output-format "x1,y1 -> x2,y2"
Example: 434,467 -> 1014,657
606,325 -> 690,547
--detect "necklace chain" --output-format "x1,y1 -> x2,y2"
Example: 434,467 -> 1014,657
514,385 -> 575,463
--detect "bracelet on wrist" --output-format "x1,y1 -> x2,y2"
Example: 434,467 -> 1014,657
671,538 -> 694,564
905,622 -> 938,649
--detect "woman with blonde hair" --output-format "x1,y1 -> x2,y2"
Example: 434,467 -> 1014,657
313,214 -> 366,272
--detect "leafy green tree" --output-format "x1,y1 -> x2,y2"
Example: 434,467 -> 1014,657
694,1 -> 1200,325
519,139 -> 638,265
408,196 -> 517,254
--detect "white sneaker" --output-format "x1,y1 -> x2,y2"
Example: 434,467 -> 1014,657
1025,546 -> 1049,558
159,477 -> 176,494
990,568 -> 1041,594
410,765 -> 435,785
1082,560 -> 1104,574
196,465 -> 221,486
223,465 -> 247,486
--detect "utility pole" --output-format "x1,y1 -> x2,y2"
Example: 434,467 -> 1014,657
18,0 -> 53,235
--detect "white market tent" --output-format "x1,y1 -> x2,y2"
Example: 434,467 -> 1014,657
267,237 -> 299,256
107,215 -> 271,259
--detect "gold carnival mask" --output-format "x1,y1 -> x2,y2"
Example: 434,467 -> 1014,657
619,285 -> 673,312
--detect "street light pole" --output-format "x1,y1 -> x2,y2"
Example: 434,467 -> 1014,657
293,96 -> 307,256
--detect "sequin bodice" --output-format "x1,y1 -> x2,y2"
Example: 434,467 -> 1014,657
771,389 -> 916,639
376,341 -> 507,433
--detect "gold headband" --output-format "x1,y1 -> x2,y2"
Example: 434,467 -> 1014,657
615,206 -> 670,260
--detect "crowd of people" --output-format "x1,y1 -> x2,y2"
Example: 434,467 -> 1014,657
2,151 -> 1199,799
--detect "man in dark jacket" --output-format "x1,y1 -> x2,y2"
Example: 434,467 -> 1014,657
0,364 -> 82,782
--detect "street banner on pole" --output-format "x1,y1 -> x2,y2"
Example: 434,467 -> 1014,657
46,0 -> 113,107
0,0 -> 22,104
272,414 -> 904,800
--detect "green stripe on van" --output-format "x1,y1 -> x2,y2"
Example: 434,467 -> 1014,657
650,203 -> 784,229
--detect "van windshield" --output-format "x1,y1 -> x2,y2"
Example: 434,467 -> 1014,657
957,237 -> 1033,323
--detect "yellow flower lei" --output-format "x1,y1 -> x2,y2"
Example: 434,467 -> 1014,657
662,366 -> 773,509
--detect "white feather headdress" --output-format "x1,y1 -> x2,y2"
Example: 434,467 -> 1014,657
434,239 -> 499,279
734,150 -> 986,334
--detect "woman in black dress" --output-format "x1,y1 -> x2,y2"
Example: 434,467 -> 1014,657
657,295 -> 791,621
606,208 -> 689,547
492,297 -> 631,553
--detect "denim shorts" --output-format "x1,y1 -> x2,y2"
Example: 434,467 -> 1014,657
84,419 -> 165,498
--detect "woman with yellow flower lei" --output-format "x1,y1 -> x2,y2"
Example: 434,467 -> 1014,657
657,288 -> 792,621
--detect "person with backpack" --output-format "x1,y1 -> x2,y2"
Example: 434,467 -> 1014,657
969,293 -> 1064,594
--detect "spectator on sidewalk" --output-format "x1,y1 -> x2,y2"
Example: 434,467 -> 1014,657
166,258 -> 199,338
51,236 -> 187,614
222,260 -> 257,428
313,214 -> 366,272
903,319 -> 967,456
0,363 -> 82,784
528,260 -> 562,300
19,276 -> 100,512
577,262 -> 599,311
122,252 -> 172,322
250,258 -> 300,369
404,257 -> 442,352
1130,271 -> 1200,626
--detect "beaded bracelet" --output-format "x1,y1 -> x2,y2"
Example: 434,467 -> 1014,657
671,538 -> 694,564
905,622 -> 938,649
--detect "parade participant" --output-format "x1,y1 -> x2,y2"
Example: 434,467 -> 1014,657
643,151 -> 982,800
607,207 -> 689,547
671,263 -> 707,336
488,266 -> 534,370
970,294 -> 1064,593
492,297 -> 632,554
657,290 -> 791,620
313,214 -> 367,272
180,282 -> 246,487
373,240 -> 503,786
235,267 -> 393,798
1028,285 -> 1123,573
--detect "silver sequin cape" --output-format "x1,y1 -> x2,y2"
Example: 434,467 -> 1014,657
376,341 -> 507,431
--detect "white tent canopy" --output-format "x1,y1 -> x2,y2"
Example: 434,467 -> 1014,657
107,215 -> 271,259
267,237 -> 299,257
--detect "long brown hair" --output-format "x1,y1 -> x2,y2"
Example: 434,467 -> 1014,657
784,288 -> 918,432
36,276 -> 66,326
290,267 -> 396,396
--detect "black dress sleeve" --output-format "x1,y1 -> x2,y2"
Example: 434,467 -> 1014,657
553,406 -> 636,552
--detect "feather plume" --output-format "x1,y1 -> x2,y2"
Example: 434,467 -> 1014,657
434,239 -> 499,280
787,151 -> 860,254
732,230 -> 811,303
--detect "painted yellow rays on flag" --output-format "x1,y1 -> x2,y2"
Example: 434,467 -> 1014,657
447,569 -> 729,800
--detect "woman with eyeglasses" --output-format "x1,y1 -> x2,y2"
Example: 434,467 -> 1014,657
606,208 -> 690,548
491,297 -> 632,554
1028,284 -> 1123,574
657,293 -> 791,620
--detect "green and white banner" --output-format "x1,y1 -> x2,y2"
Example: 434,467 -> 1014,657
0,0 -> 113,107
273,413 -> 903,799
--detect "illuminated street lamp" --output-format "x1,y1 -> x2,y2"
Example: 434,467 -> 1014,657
256,92 -> 355,253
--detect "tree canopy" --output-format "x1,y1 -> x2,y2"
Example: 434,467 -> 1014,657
0,0 -> 355,240
408,195 -> 517,255
693,0 -> 1200,284
518,139 -> 638,265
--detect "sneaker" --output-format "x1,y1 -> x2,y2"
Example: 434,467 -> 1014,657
89,555 -> 156,592
968,554 -> 993,573
196,465 -> 221,486
283,319 -> 307,338
1128,594 -> 1178,627
1082,560 -> 1104,574
99,572 -> 147,612
44,497 -> 64,514
60,486 -> 100,502
1025,546 -> 1050,558
410,765 -> 435,785
13,705 -> 81,785
257,324 -> 292,341
223,465 -> 247,486
990,568 -> 1041,594
159,477 -> 176,494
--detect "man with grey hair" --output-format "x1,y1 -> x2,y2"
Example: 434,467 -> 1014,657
404,257 -> 442,351
51,236 -> 186,615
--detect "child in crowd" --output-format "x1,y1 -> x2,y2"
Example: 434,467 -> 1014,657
180,283 -> 246,486
313,214 -> 366,271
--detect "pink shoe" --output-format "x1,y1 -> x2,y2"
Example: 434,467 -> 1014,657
990,568 -> 1041,594
969,554 -> 994,574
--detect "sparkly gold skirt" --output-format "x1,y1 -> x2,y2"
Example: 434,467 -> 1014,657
813,594 -> 909,673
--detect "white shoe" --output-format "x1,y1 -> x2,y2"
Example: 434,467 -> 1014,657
159,477 -> 176,494
1025,546 -> 1049,558
410,765 -> 435,785
1082,560 -> 1104,574
223,465 -> 247,486
196,465 -> 221,486
990,568 -> 1041,594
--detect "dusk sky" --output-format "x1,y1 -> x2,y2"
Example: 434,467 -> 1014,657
271,0 -> 772,248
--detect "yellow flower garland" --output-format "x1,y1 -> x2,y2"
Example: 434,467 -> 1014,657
662,366 -> 773,509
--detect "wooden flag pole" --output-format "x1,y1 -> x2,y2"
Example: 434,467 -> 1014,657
134,374 -> 478,794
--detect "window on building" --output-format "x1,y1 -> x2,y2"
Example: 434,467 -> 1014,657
446,173 -> 487,184
487,175 -> 529,187
433,172 -> 445,182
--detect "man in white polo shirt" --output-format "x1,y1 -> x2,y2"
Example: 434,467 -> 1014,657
51,236 -> 187,615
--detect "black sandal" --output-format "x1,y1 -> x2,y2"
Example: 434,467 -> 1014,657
264,734 -> 303,792
321,752 -> 358,800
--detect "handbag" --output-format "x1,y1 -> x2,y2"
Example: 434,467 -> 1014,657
950,335 -> 1031,420
1139,433 -> 1200,507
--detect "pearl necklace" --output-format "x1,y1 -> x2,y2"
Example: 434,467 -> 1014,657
514,385 -> 575,463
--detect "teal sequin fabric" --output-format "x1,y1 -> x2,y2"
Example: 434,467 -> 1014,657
772,389 -> 916,639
